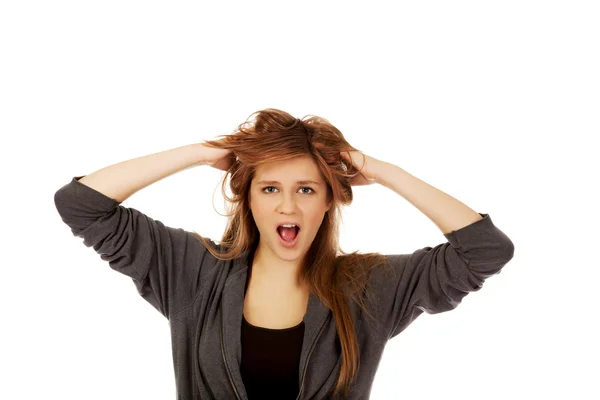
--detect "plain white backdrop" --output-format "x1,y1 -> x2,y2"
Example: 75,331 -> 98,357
2,0 -> 598,399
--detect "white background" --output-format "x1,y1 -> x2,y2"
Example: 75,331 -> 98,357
2,0 -> 598,399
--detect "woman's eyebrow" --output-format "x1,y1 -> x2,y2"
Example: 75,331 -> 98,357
256,180 -> 321,186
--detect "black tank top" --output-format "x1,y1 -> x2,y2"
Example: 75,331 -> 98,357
240,265 -> 305,399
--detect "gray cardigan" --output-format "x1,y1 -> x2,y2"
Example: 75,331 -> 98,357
54,176 -> 515,399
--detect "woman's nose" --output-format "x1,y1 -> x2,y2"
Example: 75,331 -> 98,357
277,193 -> 298,212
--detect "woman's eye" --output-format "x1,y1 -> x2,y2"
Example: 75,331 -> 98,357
262,187 -> 314,194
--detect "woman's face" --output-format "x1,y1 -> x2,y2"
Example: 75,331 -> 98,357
249,155 -> 331,263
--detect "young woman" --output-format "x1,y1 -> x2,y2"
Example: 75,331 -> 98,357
54,108 -> 514,399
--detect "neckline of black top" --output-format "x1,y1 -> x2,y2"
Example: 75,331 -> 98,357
242,314 -> 305,332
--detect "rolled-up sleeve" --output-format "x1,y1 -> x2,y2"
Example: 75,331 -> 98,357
368,213 -> 515,340
54,176 -> 217,320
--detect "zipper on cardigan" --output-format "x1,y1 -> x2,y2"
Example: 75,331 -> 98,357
295,314 -> 328,400
221,298 -> 242,400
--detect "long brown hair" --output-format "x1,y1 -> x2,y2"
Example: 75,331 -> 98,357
194,108 -> 391,397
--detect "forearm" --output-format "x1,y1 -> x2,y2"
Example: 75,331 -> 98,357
373,162 -> 483,235
78,143 -> 212,203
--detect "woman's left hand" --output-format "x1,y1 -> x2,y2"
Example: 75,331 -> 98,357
340,150 -> 382,186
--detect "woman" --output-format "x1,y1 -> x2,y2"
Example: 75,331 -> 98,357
54,108 -> 514,399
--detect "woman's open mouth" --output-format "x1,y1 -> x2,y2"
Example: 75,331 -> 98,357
277,225 -> 300,248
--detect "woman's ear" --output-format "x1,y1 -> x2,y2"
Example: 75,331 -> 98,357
325,190 -> 333,212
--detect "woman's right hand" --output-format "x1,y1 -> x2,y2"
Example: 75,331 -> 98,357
200,141 -> 234,171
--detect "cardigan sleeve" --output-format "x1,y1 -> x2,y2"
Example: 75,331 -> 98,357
53,176 -> 218,320
367,213 -> 515,340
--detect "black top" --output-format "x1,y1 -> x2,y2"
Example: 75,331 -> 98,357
240,263 -> 305,399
